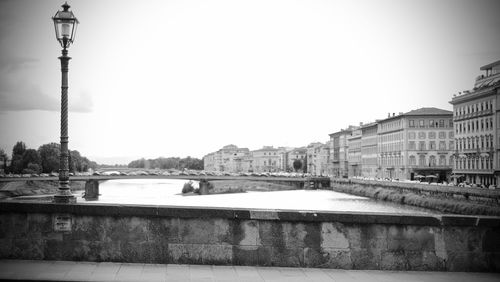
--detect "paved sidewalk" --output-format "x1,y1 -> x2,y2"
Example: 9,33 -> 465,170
0,260 -> 499,282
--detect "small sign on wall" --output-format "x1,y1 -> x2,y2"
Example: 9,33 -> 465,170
53,214 -> 72,232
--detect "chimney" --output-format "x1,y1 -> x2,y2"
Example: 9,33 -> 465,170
388,113 -> 390,117
392,113 -> 395,117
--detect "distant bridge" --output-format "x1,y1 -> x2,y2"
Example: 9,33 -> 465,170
0,175 -> 316,183
0,175 -> 331,200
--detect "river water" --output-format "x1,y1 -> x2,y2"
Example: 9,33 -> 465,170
80,179 -> 437,215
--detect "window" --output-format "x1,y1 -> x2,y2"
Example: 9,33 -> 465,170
419,141 -> 426,150
419,120 -> 425,128
409,155 -> 416,165
449,131 -> 454,138
439,141 -> 446,150
429,155 -> 436,166
419,155 -> 426,166
439,132 -> 446,139
418,132 -> 426,139
408,132 -> 416,139
449,119 -> 453,127
439,120 -> 445,128
408,141 -> 416,150
439,155 -> 446,166
429,132 -> 436,139
429,141 -> 436,150
449,141 -> 454,150
429,120 -> 434,127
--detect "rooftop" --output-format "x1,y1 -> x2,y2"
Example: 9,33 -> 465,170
480,59 -> 500,70
404,107 -> 453,116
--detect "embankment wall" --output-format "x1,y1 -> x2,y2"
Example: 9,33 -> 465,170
0,202 -> 499,271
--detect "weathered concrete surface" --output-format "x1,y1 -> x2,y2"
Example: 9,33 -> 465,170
0,201 -> 499,271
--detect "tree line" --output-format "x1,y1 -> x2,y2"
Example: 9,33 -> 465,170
0,141 -> 97,175
128,156 -> 203,170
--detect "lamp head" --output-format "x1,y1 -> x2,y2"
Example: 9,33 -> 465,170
52,2 -> 79,49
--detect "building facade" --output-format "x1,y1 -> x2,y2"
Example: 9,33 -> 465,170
307,142 -> 330,176
378,108 -> 454,181
250,146 -> 284,173
287,147 -> 307,172
329,127 -> 354,178
450,60 -> 500,186
203,144 -> 250,172
347,127 -> 362,177
361,122 -> 378,179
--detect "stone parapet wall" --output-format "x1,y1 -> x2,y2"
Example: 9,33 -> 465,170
0,202 -> 499,271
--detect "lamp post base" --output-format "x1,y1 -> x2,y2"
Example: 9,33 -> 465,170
53,186 -> 76,203
53,194 -> 77,203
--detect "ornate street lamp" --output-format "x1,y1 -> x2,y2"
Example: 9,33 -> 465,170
52,2 -> 79,203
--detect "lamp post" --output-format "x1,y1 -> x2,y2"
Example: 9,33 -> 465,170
52,2 -> 79,203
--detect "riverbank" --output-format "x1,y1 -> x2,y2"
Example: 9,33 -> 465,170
0,181 -> 85,200
331,180 -> 500,216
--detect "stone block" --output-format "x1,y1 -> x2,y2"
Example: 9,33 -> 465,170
233,220 -> 259,246
0,238 -> 12,258
303,223 -> 321,250
282,222 -> 308,248
107,216 -> 152,243
259,221 -> 285,248
68,240 -> 94,261
27,213 -> 52,238
443,227 -> 483,253
387,226 -> 435,251
256,246 -> 273,266
320,248 -> 353,269
303,247 -> 323,267
232,245 -> 259,265
347,225 -> 387,250
179,218 -> 232,245
94,241 -> 123,262
2,213 -> 28,239
44,238 -> 77,261
350,249 -> 381,270
487,252 -> 500,271
321,222 -> 349,250
380,250 -> 408,270
71,215 -> 107,242
268,246 -> 304,267
168,244 -> 232,265
446,251 -> 490,272
152,218 -> 180,243
11,238 -> 43,260
482,229 -> 500,252
120,241 -> 165,263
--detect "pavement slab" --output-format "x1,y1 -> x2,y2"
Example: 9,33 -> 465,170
0,259 -> 499,282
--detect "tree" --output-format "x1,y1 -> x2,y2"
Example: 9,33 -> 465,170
0,148 -> 8,173
38,143 -> 60,173
293,159 -> 302,172
12,141 -> 26,156
22,149 -> 41,168
23,163 -> 42,174
10,141 -> 26,173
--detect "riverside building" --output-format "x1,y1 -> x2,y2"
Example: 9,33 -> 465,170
450,60 -> 500,186
329,126 -> 355,178
361,122 -> 379,179
307,142 -> 331,176
203,144 -> 250,173
251,146 -> 285,173
347,127 -> 362,177
378,108 -> 454,181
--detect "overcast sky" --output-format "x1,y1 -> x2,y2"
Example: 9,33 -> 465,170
1,0 -> 499,164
